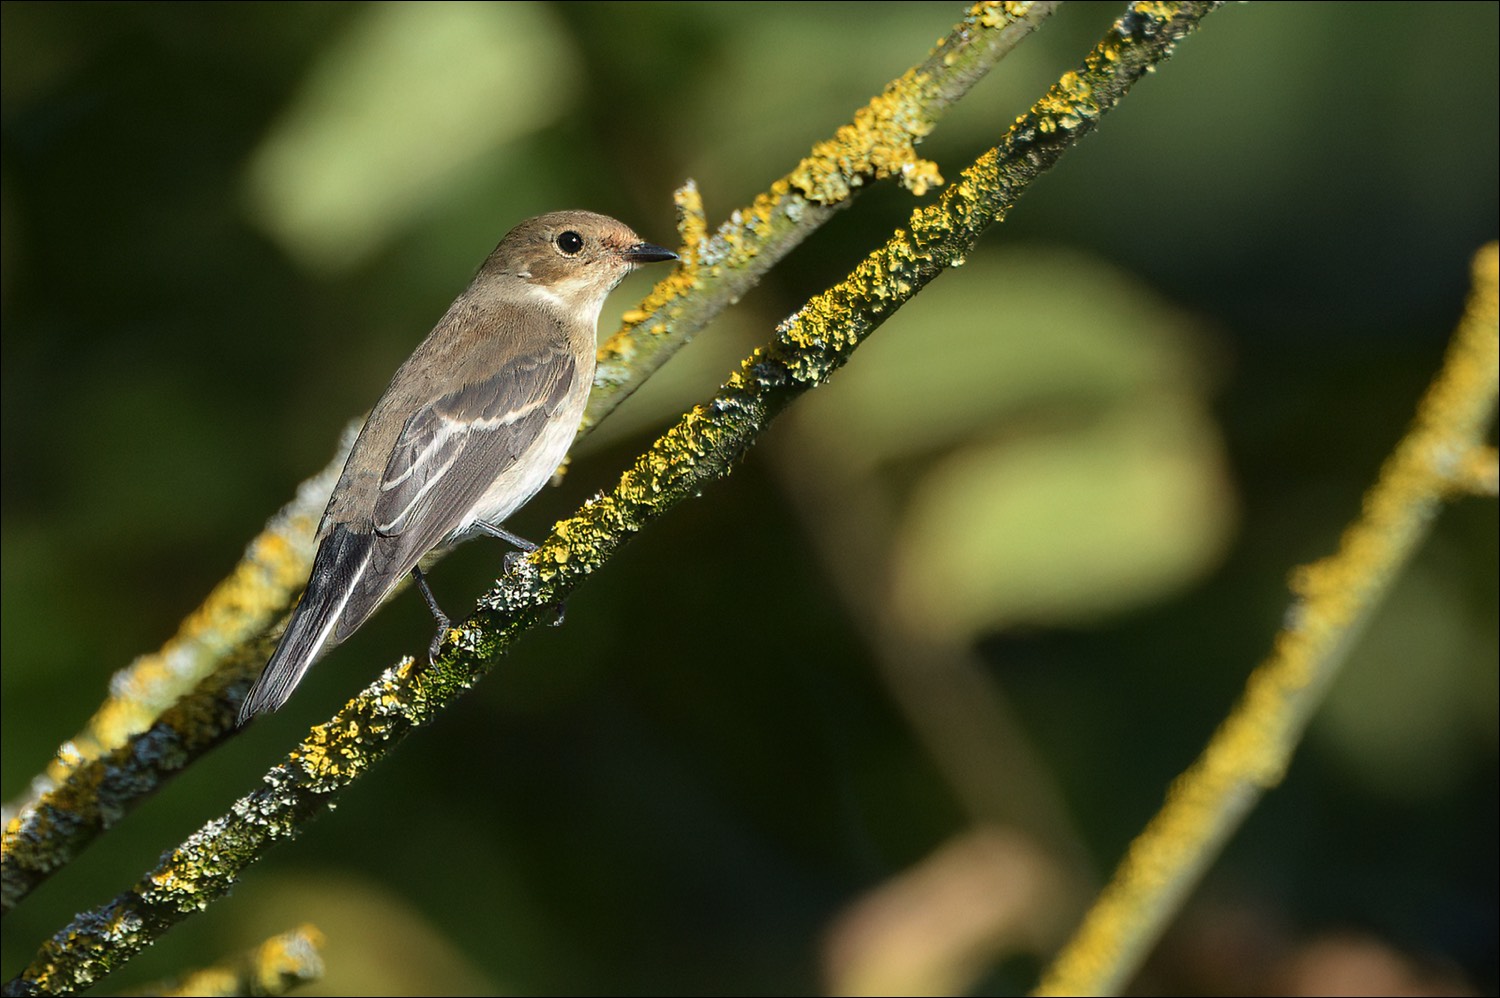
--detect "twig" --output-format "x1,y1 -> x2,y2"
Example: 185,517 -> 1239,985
1033,242 -> 1499,996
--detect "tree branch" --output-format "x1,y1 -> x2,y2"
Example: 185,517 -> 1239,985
0,0 -> 1058,912
1033,242 -> 1499,995
4,4 -> 1222,993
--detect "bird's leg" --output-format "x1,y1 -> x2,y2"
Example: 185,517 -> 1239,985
473,521 -> 536,573
476,521 -> 566,627
410,565 -> 451,662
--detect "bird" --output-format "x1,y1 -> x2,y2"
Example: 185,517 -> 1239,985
239,210 -> 678,723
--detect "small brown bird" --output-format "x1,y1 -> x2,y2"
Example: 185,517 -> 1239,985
240,211 -> 677,722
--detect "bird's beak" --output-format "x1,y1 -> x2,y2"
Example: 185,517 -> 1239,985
623,242 -> 679,265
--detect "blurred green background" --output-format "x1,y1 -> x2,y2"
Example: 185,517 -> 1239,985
2,3 -> 1495,995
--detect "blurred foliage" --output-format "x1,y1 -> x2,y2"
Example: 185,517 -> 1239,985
2,2 -> 1495,995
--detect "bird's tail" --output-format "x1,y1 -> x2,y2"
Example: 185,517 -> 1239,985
238,525 -> 380,724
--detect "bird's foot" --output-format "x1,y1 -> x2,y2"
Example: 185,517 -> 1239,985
411,565 -> 452,664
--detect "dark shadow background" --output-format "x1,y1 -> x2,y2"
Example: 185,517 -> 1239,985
3,3 -> 1496,995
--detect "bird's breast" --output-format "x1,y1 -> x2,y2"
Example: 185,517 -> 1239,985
448,358 -> 593,543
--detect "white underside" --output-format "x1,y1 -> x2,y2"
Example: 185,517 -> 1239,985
449,383 -> 587,543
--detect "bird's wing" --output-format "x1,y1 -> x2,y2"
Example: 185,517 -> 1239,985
373,340 -> 577,551
240,523 -> 377,720
317,340 -> 577,648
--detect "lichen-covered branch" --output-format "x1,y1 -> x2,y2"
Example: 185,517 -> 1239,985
583,0 -> 1063,431
0,0 -> 1058,904
130,924 -> 325,998
1032,242 -> 1500,996
3,5 -> 1221,993
0,429 -> 346,828
1,642 -> 264,916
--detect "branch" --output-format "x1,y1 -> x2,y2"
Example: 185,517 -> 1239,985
4,4 -> 1222,993
0,432 -> 344,824
1033,242 -> 1500,995
582,0 -> 1064,432
134,925 -> 325,998
1,0 -> 1058,910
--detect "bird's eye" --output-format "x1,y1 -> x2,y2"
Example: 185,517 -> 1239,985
557,230 -> 584,255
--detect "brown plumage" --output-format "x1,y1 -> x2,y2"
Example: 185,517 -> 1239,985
240,211 -> 677,722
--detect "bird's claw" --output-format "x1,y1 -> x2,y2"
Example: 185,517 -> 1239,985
427,617 -> 450,665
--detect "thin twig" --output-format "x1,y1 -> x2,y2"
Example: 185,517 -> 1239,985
1033,242 -> 1499,996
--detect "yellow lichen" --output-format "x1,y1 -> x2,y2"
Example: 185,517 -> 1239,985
787,69 -> 944,204
1132,1 -> 1182,23
1037,241 -> 1498,997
